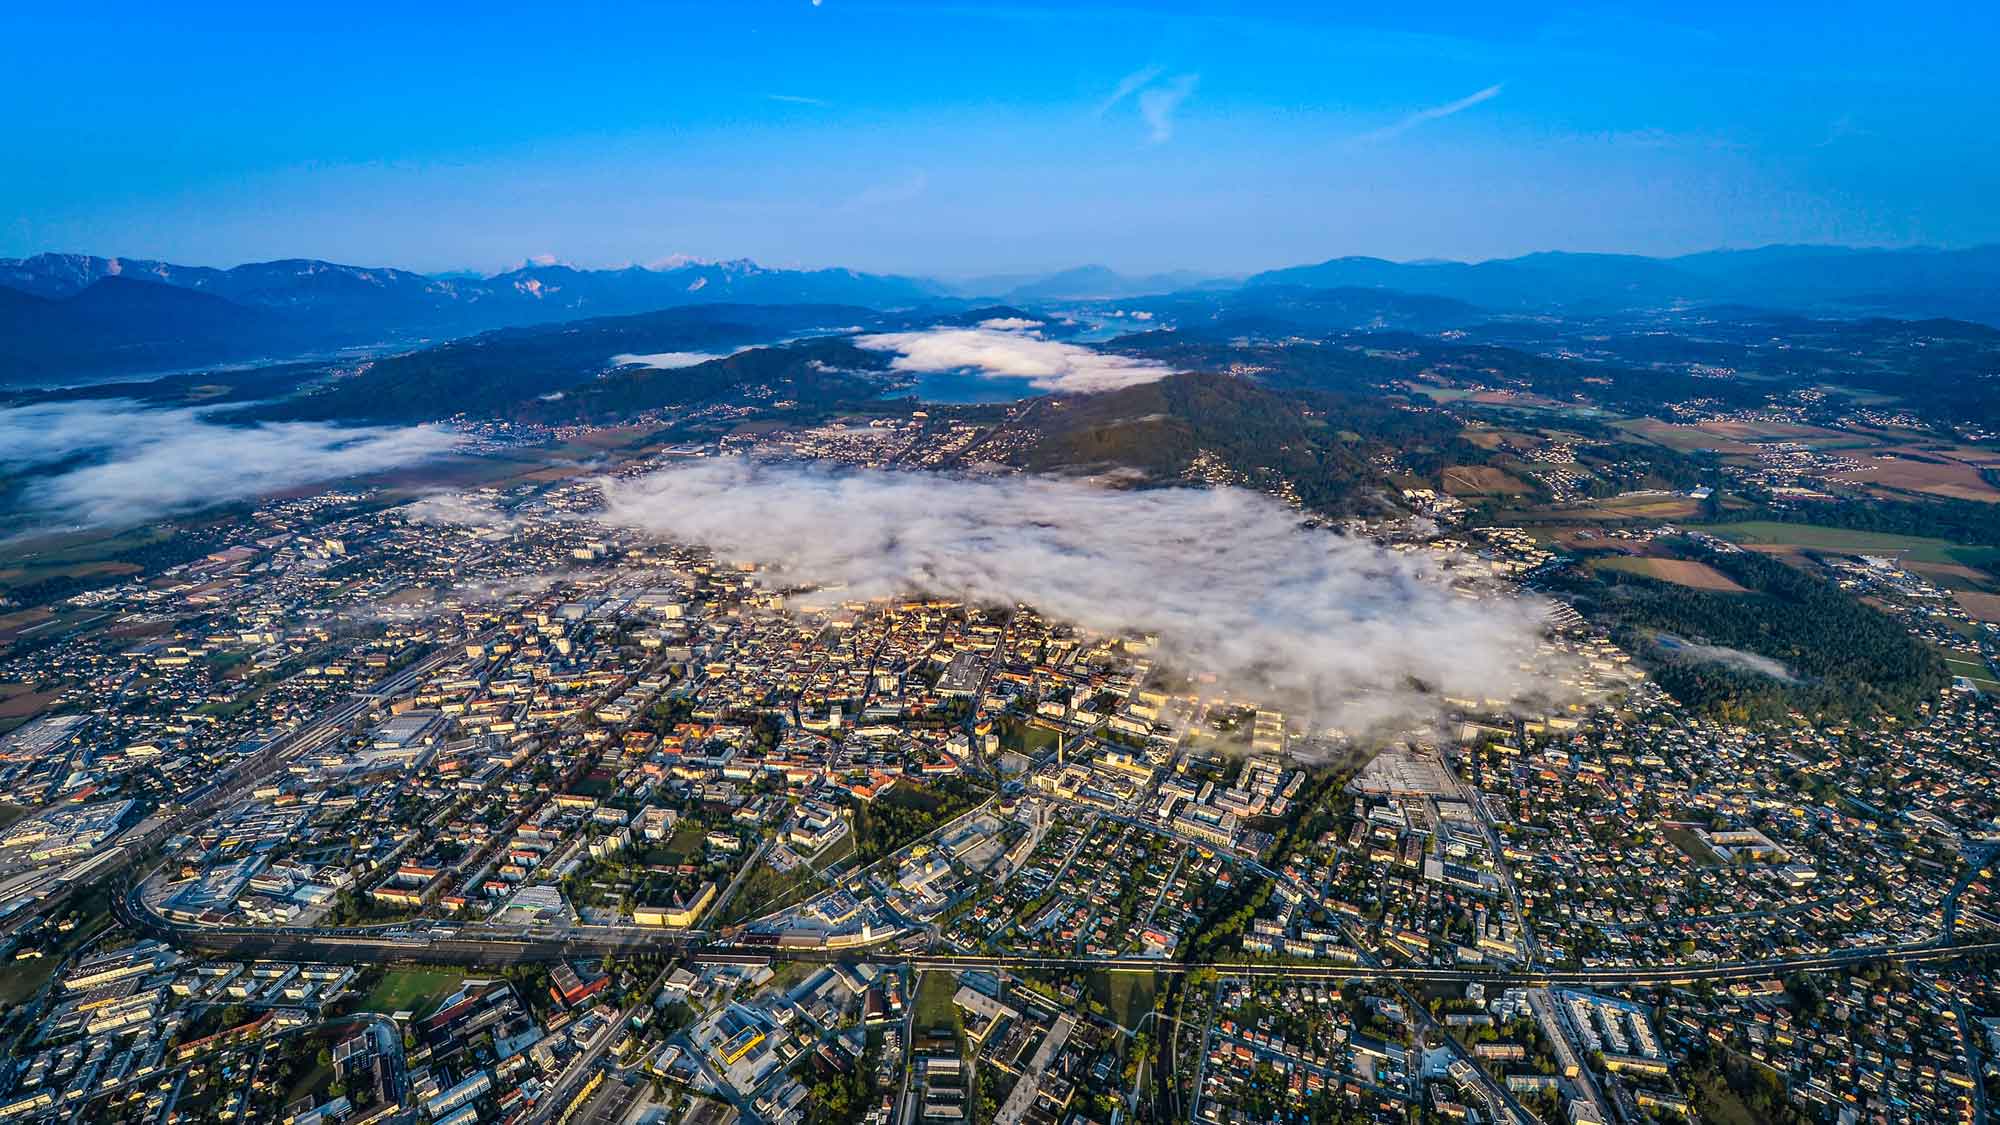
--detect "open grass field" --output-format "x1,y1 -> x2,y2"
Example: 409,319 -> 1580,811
766,960 -> 818,995
658,820 -> 710,866
997,719 -> 1062,756
1535,494 -> 1704,522
1664,825 -> 1723,868
558,424 -> 661,452
1603,496 -> 1705,518
1904,560 -> 2000,592
0,524 -> 173,571
0,883 -> 119,1006
1402,382 -> 1476,403
882,782 -> 948,816
1691,1073 -> 1766,1125
0,560 -> 142,592
0,682 -> 61,720
1591,556 -> 1749,591
1091,971 -> 1157,1030
914,970 -> 960,1034
1462,426 -> 1589,453
1620,417 -> 1881,455
811,826 -> 857,869
1812,383 -> 1903,406
352,968 -> 464,1017
0,609 -> 54,644
1406,383 -> 1609,418
281,1056 -> 338,1109
718,860 -> 817,926
1953,592 -> 2000,622
0,950 -> 81,1006
1618,418 -> 1766,455
1687,521 -> 2000,567
1829,447 -> 2000,503
1698,418 -> 1871,445
1941,653 -> 2000,692
1439,465 -> 1531,496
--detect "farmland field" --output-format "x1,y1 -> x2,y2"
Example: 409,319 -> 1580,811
1619,417 -> 1872,455
1828,447 -> 2000,503
1439,465 -> 1531,495
1953,592 -> 2000,622
1591,556 -> 1749,591
1942,658 -> 2000,692
1539,494 -> 1704,521
1688,522 -> 2000,567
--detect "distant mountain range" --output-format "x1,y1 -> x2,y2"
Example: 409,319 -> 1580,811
1246,244 -> 2000,322
3,244 -> 1998,383
1,252 -> 937,325
0,253 -> 951,382
0,276 -> 307,383
950,264 -> 1235,301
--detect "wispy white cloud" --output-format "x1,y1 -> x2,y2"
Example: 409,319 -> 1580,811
1357,83 -> 1503,143
401,492 -> 523,530
766,93 -> 829,107
1138,73 -> 1199,144
854,325 -> 1175,394
1095,64 -> 1164,117
1095,66 -> 1197,144
597,459 -> 1568,734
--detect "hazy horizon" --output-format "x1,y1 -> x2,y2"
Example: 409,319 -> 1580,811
8,237 -> 1998,287
6,2 -> 1996,276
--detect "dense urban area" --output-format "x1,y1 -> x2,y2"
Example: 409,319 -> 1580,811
3,249 -> 2000,1125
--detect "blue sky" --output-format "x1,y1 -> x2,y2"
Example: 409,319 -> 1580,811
5,1 -> 1995,275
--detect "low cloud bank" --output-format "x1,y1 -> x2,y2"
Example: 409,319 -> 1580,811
1655,633 -> 1796,682
854,325 -> 1174,394
611,349 -> 749,369
0,399 -> 460,528
598,459 -> 1563,734
402,492 -> 522,529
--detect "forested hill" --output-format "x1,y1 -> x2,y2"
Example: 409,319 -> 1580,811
240,304 -> 881,424
1555,542 -> 1949,723
1012,371 -> 1481,518
510,338 -> 894,426
0,277 -> 308,382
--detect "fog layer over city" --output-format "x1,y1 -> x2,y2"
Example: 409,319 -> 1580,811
598,458 -> 1564,733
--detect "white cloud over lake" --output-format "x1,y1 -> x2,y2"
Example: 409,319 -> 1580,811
611,349 -> 746,369
0,399 -> 461,528
854,326 -> 1174,394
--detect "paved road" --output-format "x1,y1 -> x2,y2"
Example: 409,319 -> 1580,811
1944,843 -> 1997,942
